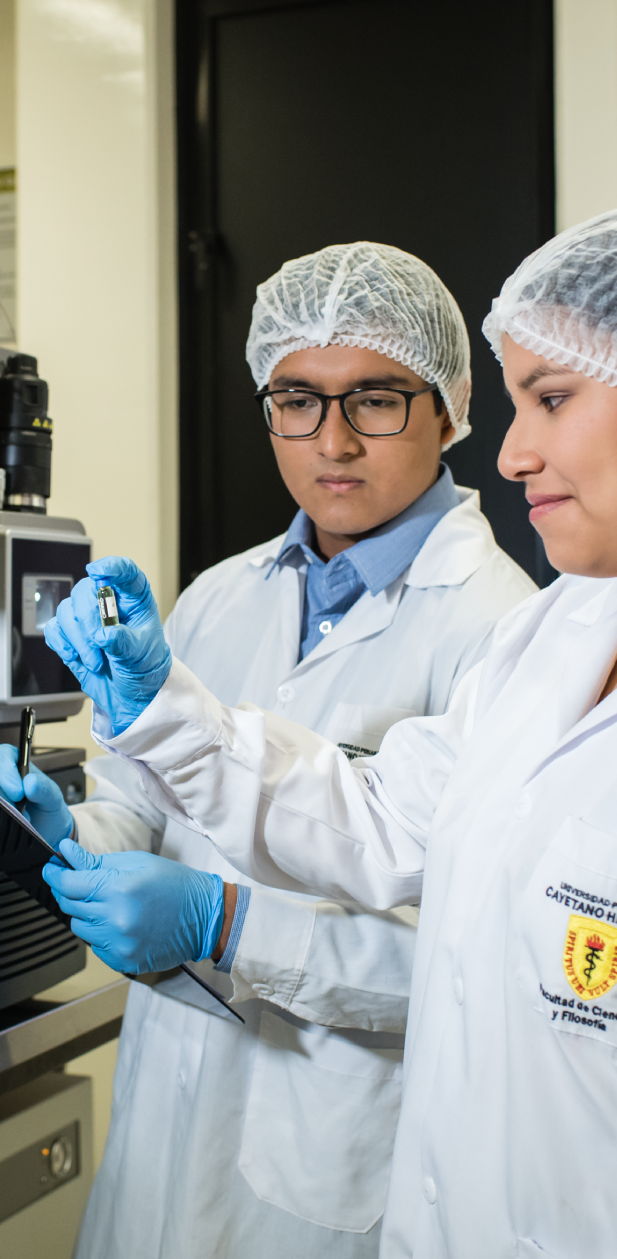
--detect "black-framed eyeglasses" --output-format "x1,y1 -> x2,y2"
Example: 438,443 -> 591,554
254,384 -> 441,438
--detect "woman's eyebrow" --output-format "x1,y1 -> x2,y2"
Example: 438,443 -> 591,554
518,365 -> 571,390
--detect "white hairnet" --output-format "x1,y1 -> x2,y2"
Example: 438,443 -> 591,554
483,209 -> 617,386
246,242 -> 471,448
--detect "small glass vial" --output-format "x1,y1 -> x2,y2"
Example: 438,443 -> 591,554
97,585 -> 119,627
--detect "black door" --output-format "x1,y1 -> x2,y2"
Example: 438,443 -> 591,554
176,0 -> 554,589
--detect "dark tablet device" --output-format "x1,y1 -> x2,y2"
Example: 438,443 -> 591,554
0,797 -> 246,1023
0,794 -> 72,928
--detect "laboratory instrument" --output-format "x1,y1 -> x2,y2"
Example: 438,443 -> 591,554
0,348 -> 91,1007
0,349 -> 92,725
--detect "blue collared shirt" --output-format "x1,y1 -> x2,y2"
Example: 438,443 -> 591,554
273,463 -> 460,659
215,464 -> 460,972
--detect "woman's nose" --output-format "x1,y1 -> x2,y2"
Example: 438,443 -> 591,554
498,411 -> 544,482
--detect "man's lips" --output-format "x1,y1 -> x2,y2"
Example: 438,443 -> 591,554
526,493 -> 573,523
316,476 -> 365,493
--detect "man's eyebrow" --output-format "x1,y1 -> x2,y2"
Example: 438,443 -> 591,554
268,374 -> 419,390
269,376 -> 318,389
517,365 -> 572,390
354,375 -> 419,389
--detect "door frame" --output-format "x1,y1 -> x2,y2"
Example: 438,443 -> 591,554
176,0 -> 554,588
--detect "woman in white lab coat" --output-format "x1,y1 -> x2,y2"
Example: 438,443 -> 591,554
43,210 -> 617,1259
23,244 -> 533,1259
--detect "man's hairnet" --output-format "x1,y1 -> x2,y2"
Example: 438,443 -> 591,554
246,242 -> 471,448
483,209 -> 617,386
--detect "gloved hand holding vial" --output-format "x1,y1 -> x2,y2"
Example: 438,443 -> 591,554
45,556 -> 172,736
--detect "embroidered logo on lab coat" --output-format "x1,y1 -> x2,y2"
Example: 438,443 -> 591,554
518,818 -> 617,1045
563,915 -> 617,999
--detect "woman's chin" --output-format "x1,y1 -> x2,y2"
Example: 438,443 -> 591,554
540,538 -> 617,579
534,517 -> 584,577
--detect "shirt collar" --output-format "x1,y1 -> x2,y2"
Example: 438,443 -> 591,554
276,507 -> 315,562
271,463 -> 459,595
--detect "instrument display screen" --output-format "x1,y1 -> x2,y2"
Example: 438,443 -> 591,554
22,574 -> 73,637
11,537 -> 90,697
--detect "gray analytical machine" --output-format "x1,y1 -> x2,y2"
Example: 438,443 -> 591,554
0,350 -> 92,1010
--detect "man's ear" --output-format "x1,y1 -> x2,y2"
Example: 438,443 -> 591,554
440,413 -> 456,447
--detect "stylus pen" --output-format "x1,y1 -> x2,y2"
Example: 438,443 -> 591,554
16,705 -> 36,812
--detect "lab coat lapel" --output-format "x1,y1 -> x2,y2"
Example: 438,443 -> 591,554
239,563 -> 305,694
557,599 -> 617,736
530,583 -> 617,770
291,572 -> 407,672
452,585 -> 617,799
276,563 -> 305,673
470,580 -> 617,793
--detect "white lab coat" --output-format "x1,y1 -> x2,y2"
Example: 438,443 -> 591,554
73,489 -> 534,1259
96,572 -> 617,1259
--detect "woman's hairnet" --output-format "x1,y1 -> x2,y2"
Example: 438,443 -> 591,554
483,209 -> 617,386
246,242 -> 471,448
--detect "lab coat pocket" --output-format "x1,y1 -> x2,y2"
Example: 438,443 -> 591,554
323,702 -> 415,759
238,1010 -> 403,1232
518,815 -> 617,1047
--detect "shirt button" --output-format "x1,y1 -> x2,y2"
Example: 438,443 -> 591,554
514,792 -> 533,818
319,620 -> 332,635
422,1175 -> 437,1205
453,976 -> 464,1005
177,1069 -> 187,1090
252,983 -> 274,997
277,683 -> 295,703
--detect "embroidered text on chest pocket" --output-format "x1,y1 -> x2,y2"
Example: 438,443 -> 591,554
323,702 -> 416,760
518,816 -> 617,1046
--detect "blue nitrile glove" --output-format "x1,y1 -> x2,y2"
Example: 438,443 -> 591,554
42,839 -> 225,974
0,744 -> 73,848
44,556 -> 172,737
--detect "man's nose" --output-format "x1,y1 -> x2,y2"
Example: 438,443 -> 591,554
315,399 -> 363,458
497,410 -> 544,482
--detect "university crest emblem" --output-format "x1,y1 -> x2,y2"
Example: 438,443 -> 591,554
563,914 -> 617,999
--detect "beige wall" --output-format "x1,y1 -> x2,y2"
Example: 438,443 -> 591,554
16,0 -> 178,760
0,0 -> 15,167
555,0 -> 617,230
1,0 -> 178,1178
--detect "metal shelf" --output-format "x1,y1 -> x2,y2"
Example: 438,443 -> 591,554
0,979 -> 129,1094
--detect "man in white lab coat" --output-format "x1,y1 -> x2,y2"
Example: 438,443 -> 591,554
21,243 -> 533,1258
42,214 -> 617,1259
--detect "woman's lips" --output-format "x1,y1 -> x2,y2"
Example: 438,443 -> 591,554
317,477 -> 365,493
527,494 -> 573,523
